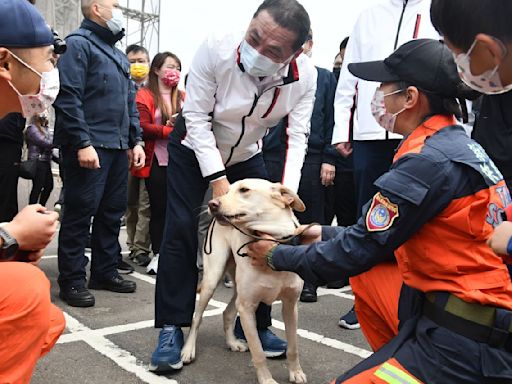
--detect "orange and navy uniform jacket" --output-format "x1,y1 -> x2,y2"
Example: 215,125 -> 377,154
273,115 -> 512,310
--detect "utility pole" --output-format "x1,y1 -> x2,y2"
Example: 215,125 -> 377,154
120,0 -> 160,56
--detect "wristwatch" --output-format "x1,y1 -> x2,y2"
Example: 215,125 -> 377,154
0,225 -> 18,259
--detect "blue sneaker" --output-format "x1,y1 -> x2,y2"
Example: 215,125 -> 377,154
149,325 -> 184,372
338,307 -> 360,330
234,317 -> 287,358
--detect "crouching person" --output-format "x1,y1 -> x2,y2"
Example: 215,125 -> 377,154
0,0 -> 66,382
248,39 -> 512,383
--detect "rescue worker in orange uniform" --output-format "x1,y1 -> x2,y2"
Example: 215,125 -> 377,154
0,0 -> 65,383
247,38 -> 512,383
429,0 -> 512,273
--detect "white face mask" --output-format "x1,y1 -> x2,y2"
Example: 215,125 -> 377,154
99,6 -> 125,35
371,88 -> 405,133
7,51 -> 60,119
454,39 -> 512,95
240,40 -> 288,77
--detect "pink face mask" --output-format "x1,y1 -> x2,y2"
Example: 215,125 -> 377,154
161,68 -> 180,88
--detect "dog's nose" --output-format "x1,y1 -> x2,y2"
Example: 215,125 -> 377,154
208,199 -> 220,213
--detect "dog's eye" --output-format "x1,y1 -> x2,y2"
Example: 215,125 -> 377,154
239,187 -> 250,193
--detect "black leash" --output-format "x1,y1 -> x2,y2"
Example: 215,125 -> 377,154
203,216 -> 318,257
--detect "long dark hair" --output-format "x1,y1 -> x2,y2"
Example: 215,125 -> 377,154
146,52 -> 182,124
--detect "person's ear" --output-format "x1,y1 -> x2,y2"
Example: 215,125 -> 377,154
0,48 -> 12,82
91,2 -> 102,19
403,86 -> 420,110
475,33 -> 507,67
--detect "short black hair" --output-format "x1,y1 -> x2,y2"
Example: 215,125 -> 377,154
126,44 -> 150,59
431,0 -> 512,51
339,37 -> 349,51
253,0 -> 310,51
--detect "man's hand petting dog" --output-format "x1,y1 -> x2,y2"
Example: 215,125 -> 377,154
296,224 -> 322,245
247,234 -> 277,268
247,224 -> 322,267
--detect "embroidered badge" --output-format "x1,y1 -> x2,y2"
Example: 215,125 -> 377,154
366,193 -> 399,232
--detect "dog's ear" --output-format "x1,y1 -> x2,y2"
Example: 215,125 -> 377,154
272,184 -> 306,212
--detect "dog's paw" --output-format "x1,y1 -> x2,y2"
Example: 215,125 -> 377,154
289,370 -> 307,384
261,379 -> 279,384
227,339 -> 249,353
181,345 -> 196,364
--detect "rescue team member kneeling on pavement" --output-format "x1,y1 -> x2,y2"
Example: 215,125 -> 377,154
248,39 -> 512,383
150,0 -> 316,372
430,0 -> 512,274
0,0 -> 65,382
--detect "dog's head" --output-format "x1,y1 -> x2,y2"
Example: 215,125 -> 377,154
208,179 -> 305,237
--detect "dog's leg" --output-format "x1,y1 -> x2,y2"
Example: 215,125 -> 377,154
282,298 -> 307,383
181,235 -> 230,364
239,305 -> 277,384
223,261 -> 248,353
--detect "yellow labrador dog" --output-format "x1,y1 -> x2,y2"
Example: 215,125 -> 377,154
181,179 -> 307,384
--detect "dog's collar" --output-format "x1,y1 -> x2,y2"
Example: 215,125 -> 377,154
203,217 -> 315,258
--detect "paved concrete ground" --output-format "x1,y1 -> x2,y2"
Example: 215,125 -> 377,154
20,180 -> 372,384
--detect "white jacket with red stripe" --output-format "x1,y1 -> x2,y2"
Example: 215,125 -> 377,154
332,0 -> 440,143
181,33 -> 317,192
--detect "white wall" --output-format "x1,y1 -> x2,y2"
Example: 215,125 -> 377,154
159,0 -> 384,76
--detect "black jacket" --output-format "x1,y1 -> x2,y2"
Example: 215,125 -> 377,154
472,93 -> 512,180
53,19 -> 141,150
263,67 -> 337,165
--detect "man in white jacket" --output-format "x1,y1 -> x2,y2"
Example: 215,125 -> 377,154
332,0 -> 439,329
149,0 -> 317,372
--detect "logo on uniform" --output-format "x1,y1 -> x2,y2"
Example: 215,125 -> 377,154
366,193 -> 399,232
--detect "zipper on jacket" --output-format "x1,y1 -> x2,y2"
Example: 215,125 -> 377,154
387,0 -> 408,140
225,94 -> 259,166
393,0 -> 408,50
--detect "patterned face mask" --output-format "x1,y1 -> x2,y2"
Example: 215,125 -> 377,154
371,88 -> 405,133
161,68 -> 181,88
454,39 -> 512,95
7,50 -> 60,118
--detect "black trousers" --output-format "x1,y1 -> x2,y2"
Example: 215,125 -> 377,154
295,161 -> 327,225
352,140 -> 401,218
58,148 -> 128,289
325,170 -> 357,227
0,144 -> 21,222
29,160 -> 54,206
155,139 -> 272,328
263,155 -> 285,183
145,159 -> 167,255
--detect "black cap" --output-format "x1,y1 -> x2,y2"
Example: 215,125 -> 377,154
348,39 -> 463,98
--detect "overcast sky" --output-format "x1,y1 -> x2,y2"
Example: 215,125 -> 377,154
159,0 -> 384,76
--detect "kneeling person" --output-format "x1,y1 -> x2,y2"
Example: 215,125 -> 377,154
248,39 -> 512,383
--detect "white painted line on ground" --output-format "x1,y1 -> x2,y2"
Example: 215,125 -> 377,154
61,313 -> 178,384
131,271 -> 158,285
317,287 -> 355,301
128,270 -> 368,357
59,306 -> 226,344
272,319 -> 372,359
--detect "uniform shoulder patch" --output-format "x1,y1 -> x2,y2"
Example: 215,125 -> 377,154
366,193 -> 399,232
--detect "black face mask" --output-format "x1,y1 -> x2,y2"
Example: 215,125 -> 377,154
333,67 -> 341,81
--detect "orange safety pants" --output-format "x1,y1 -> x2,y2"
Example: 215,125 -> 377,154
350,262 -> 402,351
0,262 -> 66,384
